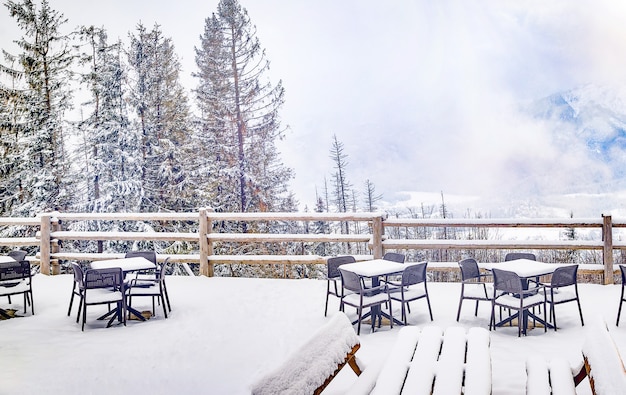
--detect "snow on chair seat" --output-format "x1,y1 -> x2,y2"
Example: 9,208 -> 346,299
250,312 -> 362,395
366,325 -> 492,395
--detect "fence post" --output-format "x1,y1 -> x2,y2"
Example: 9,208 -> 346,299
50,214 -> 60,275
602,214 -> 614,285
372,214 -> 383,259
39,214 -> 51,275
199,208 -> 214,277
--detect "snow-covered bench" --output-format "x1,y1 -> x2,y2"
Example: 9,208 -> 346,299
352,326 -> 491,395
250,312 -> 363,395
526,320 -> 626,395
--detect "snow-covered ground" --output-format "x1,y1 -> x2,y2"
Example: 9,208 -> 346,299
0,273 -> 623,394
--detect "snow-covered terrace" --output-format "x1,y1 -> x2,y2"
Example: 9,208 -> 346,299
1,273 -> 624,394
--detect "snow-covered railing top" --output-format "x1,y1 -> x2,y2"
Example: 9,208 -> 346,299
0,210 -> 622,281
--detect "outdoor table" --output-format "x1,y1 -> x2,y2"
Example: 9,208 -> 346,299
340,259 -> 406,327
91,257 -> 156,322
480,259 -> 568,333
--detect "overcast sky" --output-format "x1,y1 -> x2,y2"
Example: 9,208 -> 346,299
2,0 -> 626,216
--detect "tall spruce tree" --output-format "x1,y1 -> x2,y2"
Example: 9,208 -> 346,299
193,0 -> 293,214
127,23 -> 190,213
1,0 -> 75,216
75,26 -> 141,213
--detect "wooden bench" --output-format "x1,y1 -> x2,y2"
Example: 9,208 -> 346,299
250,312 -> 363,395
351,325 -> 491,395
526,320 -> 626,394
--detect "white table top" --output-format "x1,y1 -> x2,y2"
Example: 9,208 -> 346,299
0,256 -> 17,264
340,259 -> 406,278
91,257 -> 155,272
480,259 -> 569,278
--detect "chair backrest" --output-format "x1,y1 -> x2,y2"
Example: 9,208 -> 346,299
327,256 -> 356,279
71,262 -> 85,287
339,268 -> 363,293
492,268 -> 523,294
84,268 -> 124,290
505,252 -> 536,261
383,252 -> 405,263
8,250 -> 27,262
125,251 -> 157,264
551,265 -> 578,287
0,261 -> 30,282
621,265 -> 626,287
458,258 -> 480,281
401,262 -> 428,287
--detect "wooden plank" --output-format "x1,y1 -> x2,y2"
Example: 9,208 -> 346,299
382,239 -> 604,250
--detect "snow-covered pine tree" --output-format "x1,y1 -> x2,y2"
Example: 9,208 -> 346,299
127,23 -> 191,214
2,0 -> 76,216
76,26 -> 141,214
193,0 -> 293,215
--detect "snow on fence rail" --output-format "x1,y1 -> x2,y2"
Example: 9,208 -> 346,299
0,211 -> 622,283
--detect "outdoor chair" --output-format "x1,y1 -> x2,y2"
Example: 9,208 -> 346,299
339,267 -> 392,335
456,258 -> 493,321
541,264 -> 583,331
0,260 -> 34,317
125,251 -> 171,313
382,252 -> 405,263
490,268 -> 546,336
5,250 -> 28,305
504,252 -> 536,261
616,265 -> 626,326
388,261 -> 433,325
127,261 -> 169,319
68,263 -> 85,319
79,267 -> 126,331
325,255 -> 355,316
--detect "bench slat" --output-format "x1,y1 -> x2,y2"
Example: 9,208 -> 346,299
433,327 -> 467,395
402,326 -> 444,395
371,327 -> 420,395
465,327 -> 492,395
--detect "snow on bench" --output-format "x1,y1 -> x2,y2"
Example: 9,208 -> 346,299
581,321 -> 626,394
250,312 -> 362,395
526,357 -> 579,395
363,325 -> 491,395
526,320 -> 626,395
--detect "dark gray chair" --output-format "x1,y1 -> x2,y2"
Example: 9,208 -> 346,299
616,265 -> 626,326
0,260 -> 34,318
339,267 -> 392,335
325,256 -> 355,316
125,251 -> 171,313
79,267 -> 126,331
127,261 -> 169,318
68,263 -> 85,319
389,262 -> 433,325
490,268 -> 546,337
542,265 -> 583,330
504,252 -> 536,261
456,258 -> 493,321
382,252 -> 405,263
5,250 -> 28,305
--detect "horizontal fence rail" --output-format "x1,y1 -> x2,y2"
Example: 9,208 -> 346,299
0,211 -> 622,284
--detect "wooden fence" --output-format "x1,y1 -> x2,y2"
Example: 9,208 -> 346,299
1,211 -> 624,284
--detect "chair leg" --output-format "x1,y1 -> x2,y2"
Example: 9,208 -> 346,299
161,293 -> 168,318
618,290 -> 625,326
325,282 -> 331,317
577,298 -> 584,326
162,282 -> 171,312
426,295 -> 433,321
356,308 -> 362,336
456,297 -> 463,322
